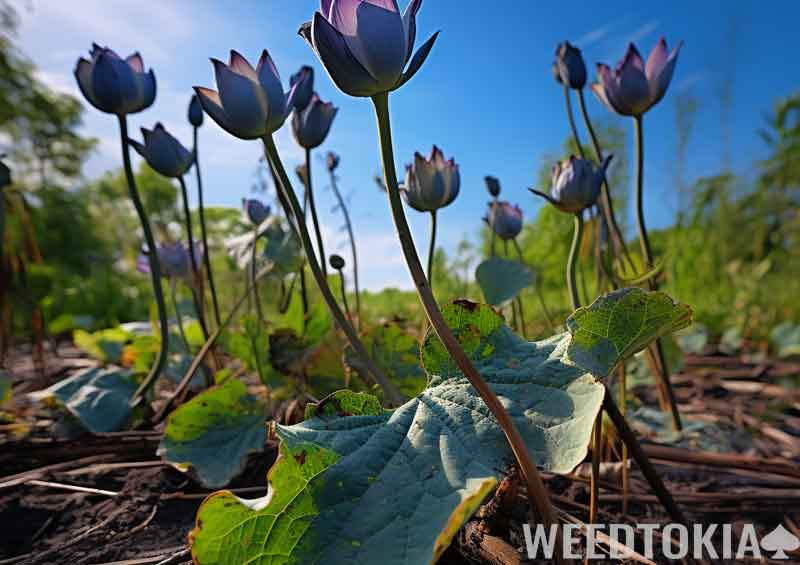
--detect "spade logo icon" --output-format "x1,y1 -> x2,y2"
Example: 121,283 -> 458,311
761,525 -> 800,559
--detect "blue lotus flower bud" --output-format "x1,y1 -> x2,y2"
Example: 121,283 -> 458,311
137,241 -> 202,281
485,175 -> 501,197
402,146 -> 460,213
194,50 -> 298,140
537,155 -> 612,214
129,123 -> 194,179
329,254 -> 345,270
554,41 -> 587,89
291,92 -> 338,149
188,94 -> 204,127
487,201 -> 523,241
74,44 -> 156,115
0,158 -> 10,189
592,38 -> 683,117
242,198 -> 271,226
326,151 -> 340,172
289,65 -> 314,111
298,0 -> 440,97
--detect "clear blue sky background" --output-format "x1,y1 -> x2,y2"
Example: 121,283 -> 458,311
16,0 -> 800,289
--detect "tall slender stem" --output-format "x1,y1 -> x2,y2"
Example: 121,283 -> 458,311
177,175 -> 210,342
263,136 -> 403,406
563,85 -> 585,159
169,280 -> 190,354
371,92 -> 562,550
489,196 -> 498,257
250,224 -> 265,327
504,240 -> 519,333
329,170 -> 361,328
305,147 -> 327,279
513,238 -> 555,333
567,213 -> 584,311
618,365 -> 629,515
426,210 -> 437,291
634,115 -> 683,431
337,269 -> 353,327
589,411 -> 602,525
120,116 -> 169,407
576,89 -> 635,274
192,127 -> 222,328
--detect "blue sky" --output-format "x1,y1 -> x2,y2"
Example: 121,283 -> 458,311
16,0 -> 800,290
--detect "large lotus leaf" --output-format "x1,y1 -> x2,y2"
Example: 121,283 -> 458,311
344,322 -> 428,398
190,301 -> 605,565
158,378 -> 266,488
73,327 -> 132,364
475,257 -> 534,306
566,288 -> 692,378
31,366 -> 137,433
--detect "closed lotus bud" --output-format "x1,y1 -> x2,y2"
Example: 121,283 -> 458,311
326,151 -> 340,172
487,201 -> 523,241
0,158 -> 10,189
129,123 -> 194,179
292,92 -> 338,149
554,41 -> 587,89
290,65 -> 314,111
552,62 -> 563,85
484,176 -> 501,197
295,163 -> 308,187
194,50 -> 298,140
242,198 -> 271,225
74,43 -> 156,115
592,38 -> 683,117
137,241 -> 202,281
299,0 -> 439,97
329,254 -> 345,270
188,94 -> 203,127
536,155 -> 612,214
402,146 -> 460,213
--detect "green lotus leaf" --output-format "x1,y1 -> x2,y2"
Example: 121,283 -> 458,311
475,257 -> 534,306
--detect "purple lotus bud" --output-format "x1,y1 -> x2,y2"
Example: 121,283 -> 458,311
291,92 -> 338,149
402,145 -> 460,212
487,201 -> 523,240
290,65 -> 314,111
554,41 -> 586,89
129,123 -> 194,179
326,151 -> 340,172
484,175 -> 501,197
329,254 -> 346,270
74,44 -> 156,115
188,94 -> 204,127
592,38 -> 683,117
0,158 -> 10,189
298,0 -> 440,97
194,50 -> 298,140
539,155 -> 611,214
242,198 -> 271,225
137,241 -> 203,281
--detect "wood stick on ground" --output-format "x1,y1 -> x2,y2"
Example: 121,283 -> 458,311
26,479 -> 119,497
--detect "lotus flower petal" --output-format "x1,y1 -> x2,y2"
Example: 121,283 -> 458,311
648,41 -> 682,107
91,50 -> 139,113
401,0 -> 423,62
212,58 -> 269,139
395,31 -> 439,89
126,52 -> 144,73
74,58 -> 99,108
255,50 -> 288,130
194,87 -> 238,137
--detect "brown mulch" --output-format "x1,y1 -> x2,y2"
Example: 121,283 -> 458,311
1,342 -> 799,564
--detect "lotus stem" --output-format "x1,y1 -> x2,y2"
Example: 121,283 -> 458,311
618,365 -> 629,515
576,89 -> 636,275
329,169 -> 362,328
192,127 -> 222,328
169,280 -> 191,354
512,238 -> 555,333
177,175 -> 210,342
489,195 -> 498,257
305,147 -> 327,279
371,92 -> 562,552
263,135 -> 404,406
119,116 -> 169,407
427,210 -> 437,292
589,411 -> 602,525
563,85 -> 585,159
250,224 -> 265,327
634,115 -> 682,432
567,213 -> 584,311
336,268 -> 353,328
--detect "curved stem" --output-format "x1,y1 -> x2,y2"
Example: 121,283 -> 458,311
513,238 -> 555,333
250,224 -> 265,327
589,411 -> 602,525
337,270 -> 353,327
576,89 -> 636,274
177,175 -> 210,342
192,127 -> 222,328
305,147 -> 327,279
426,210 -> 437,292
329,170 -> 361,328
119,116 -> 169,407
563,85 -> 585,159
169,280 -> 190,354
371,92 -> 562,549
263,136 -> 403,406
504,240 -> 519,332
567,213 -> 584,311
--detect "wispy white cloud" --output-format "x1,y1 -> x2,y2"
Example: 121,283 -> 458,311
626,20 -> 660,45
676,71 -> 708,92
577,24 -> 614,48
